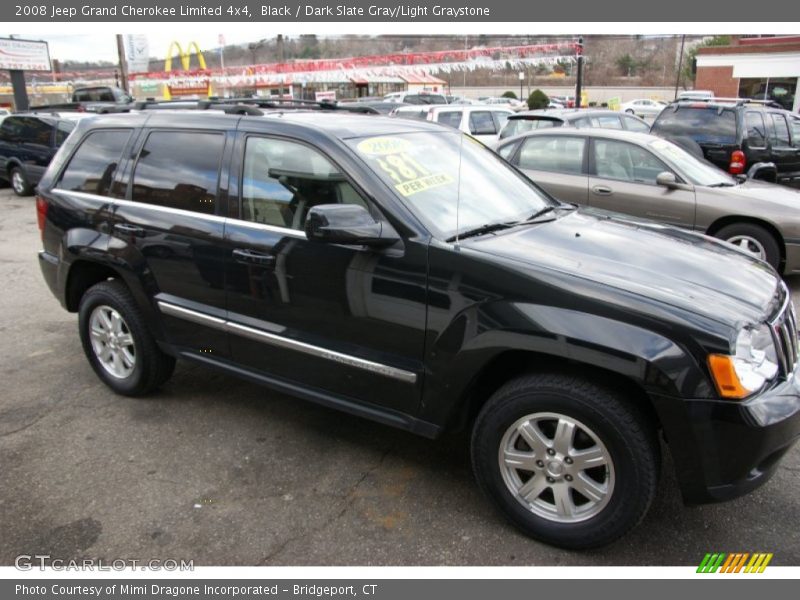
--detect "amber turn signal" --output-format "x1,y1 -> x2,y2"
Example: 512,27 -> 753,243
707,354 -> 749,399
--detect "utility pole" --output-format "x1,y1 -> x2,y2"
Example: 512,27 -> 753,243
674,34 -> 686,100
116,34 -> 129,93
574,36 -> 584,109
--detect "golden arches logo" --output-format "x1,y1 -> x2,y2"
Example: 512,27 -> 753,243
163,40 -> 210,100
164,40 -> 207,72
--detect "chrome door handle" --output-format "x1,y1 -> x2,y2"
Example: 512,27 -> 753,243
232,248 -> 276,267
114,223 -> 145,237
592,185 -> 613,195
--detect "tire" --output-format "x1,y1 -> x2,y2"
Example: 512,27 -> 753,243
10,166 -> 33,196
471,372 -> 660,549
78,280 -> 175,396
714,222 -> 781,272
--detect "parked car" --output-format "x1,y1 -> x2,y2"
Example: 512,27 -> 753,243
390,104 -> 513,144
676,90 -> 714,101
0,112 -> 87,196
496,127 -> 800,272
37,109 -> 800,549
651,99 -> 800,188
383,91 -> 448,105
445,95 -> 475,105
619,98 -> 667,118
483,96 -> 527,112
338,101 -> 402,115
497,108 -> 651,141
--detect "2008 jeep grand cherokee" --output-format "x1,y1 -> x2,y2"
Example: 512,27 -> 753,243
36,107 -> 800,549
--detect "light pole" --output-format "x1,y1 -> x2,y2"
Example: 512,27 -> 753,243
519,71 -> 524,100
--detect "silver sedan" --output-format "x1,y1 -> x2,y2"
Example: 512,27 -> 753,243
496,127 -> 800,273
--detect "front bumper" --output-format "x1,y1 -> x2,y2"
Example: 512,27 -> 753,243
652,370 -> 800,504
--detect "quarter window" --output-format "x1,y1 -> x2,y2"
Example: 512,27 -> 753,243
132,131 -> 224,215
622,116 -> 650,133
593,139 -> 668,184
59,130 -> 132,196
517,136 -> 585,175
241,137 -> 368,231
745,112 -> 767,147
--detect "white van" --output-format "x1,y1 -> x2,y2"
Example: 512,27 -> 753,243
390,104 -> 514,144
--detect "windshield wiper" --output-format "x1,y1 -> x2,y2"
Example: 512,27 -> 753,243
708,182 -> 736,187
524,202 -> 578,221
446,221 -> 515,243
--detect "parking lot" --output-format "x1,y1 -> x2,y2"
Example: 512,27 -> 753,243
1,186 -> 799,566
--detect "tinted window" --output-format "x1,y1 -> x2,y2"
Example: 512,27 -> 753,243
745,112 -> 767,147
404,94 -> 446,105
652,107 -> 737,143
0,116 -> 25,142
132,131 -> 224,214
469,111 -> 497,135
593,139 -> 668,184
55,121 -> 75,147
436,111 -> 463,128
59,130 -> 131,196
791,117 -> 800,148
771,114 -> 791,147
242,137 -> 368,231
622,115 -> 650,133
517,136 -> 585,175
17,117 -> 54,146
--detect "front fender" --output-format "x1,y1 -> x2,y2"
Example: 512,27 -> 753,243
420,300 -> 714,426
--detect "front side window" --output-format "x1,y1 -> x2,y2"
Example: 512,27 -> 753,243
18,117 -> 54,146
469,111 -> 497,135
59,129 -> 132,196
622,116 -> 650,133
241,137 -> 368,231
517,136 -> 585,175
593,139 -> 668,184
348,131 -> 552,239
745,111 -> 767,147
132,131 -> 224,215
436,111 -> 463,129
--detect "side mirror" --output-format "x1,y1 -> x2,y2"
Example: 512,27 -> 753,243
656,171 -> 680,189
305,204 -> 399,248
746,161 -> 778,184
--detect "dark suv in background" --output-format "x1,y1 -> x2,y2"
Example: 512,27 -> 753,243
0,112 -> 87,196
651,99 -> 800,188
35,104 -> 800,550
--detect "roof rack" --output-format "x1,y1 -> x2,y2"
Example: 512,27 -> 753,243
671,97 -> 784,109
129,97 -> 380,116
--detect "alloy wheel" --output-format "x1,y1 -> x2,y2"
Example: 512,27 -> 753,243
498,412 -> 615,523
88,305 -> 136,379
726,235 -> 767,261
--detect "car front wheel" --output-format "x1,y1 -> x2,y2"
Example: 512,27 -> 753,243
715,222 -> 781,272
471,372 -> 660,549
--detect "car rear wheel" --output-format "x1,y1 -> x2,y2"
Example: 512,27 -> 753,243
471,372 -> 660,549
10,167 -> 32,196
78,280 -> 175,395
715,222 -> 781,272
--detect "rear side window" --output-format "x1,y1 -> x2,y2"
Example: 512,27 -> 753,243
436,111 -> 462,128
16,117 -> 54,145
652,107 -> 737,143
469,111 -> 497,135
59,130 -> 131,196
517,136 -> 585,175
132,131 -> 224,215
770,114 -> 791,147
745,112 -> 767,147
0,116 -> 25,142
500,118 -> 556,139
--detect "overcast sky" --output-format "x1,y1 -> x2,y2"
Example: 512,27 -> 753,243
8,33 -> 256,63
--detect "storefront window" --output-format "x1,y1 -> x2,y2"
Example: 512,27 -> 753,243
739,78 -> 797,111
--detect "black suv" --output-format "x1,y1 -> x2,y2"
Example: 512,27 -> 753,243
0,112 -> 87,196
36,108 -> 800,549
651,99 -> 800,188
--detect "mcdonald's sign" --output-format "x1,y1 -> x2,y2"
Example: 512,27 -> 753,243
697,552 -> 773,573
164,40 -> 210,100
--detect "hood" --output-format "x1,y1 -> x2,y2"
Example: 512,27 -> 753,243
699,178 -> 800,210
467,209 -> 781,327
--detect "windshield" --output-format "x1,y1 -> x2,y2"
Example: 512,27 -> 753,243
347,131 -> 553,239
648,138 -> 736,187
652,106 -> 737,144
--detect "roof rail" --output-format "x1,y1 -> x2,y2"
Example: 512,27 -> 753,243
671,97 -> 784,109
127,97 -> 379,116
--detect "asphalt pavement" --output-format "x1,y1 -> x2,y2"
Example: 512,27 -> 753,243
1,187 -> 798,566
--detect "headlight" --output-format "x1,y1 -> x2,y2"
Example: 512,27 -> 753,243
708,324 -> 779,399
